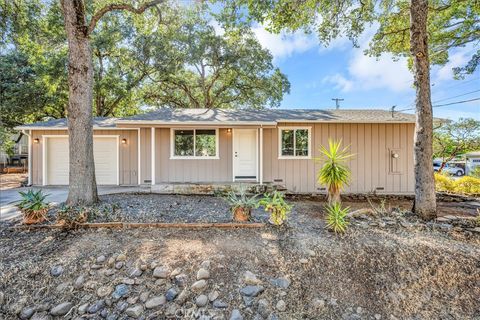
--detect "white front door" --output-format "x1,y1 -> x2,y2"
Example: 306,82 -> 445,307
233,129 -> 257,180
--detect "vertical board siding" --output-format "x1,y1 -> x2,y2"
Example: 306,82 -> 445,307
262,123 -> 415,194
139,128 -> 151,184
31,129 -> 138,185
155,128 -> 232,183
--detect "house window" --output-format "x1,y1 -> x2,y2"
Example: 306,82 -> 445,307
278,127 -> 311,158
172,129 -> 218,159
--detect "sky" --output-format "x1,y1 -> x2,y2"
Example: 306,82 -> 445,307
248,24 -> 480,121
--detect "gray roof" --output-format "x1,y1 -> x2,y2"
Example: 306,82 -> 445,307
16,117 -> 117,129
118,108 -> 416,123
16,109 -> 416,130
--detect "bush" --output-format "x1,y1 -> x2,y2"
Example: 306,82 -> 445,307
325,202 -> 349,233
56,204 -> 89,228
434,172 -> 455,192
453,176 -> 480,195
470,166 -> 480,178
257,191 -> 292,226
17,189 -> 49,224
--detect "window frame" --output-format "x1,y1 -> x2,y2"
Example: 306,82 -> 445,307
278,127 -> 312,159
170,128 -> 220,160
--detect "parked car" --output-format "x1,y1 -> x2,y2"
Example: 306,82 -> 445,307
433,162 -> 465,176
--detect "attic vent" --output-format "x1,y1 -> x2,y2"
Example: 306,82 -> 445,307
144,179 -> 152,183
376,187 -> 385,191
273,179 -> 283,182
317,187 -> 326,191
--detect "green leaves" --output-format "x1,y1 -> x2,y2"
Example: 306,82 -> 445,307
325,202 -> 350,233
17,189 -> 49,212
257,191 -> 292,226
316,139 -> 354,204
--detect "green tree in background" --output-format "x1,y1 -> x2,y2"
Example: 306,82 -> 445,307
434,118 -> 480,171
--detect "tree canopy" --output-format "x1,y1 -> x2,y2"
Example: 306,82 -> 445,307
0,1 -> 290,129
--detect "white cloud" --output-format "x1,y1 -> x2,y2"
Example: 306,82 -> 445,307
322,73 -> 354,92
252,24 -> 317,60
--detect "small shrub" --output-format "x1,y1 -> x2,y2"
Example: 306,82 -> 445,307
470,166 -> 480,178
257,191 -> 292,226
453,176 -> 480,195
224,188 -> 258,222
56,204 -> 89,228
434,172 -> 455,193
325,202 -> 349,233
17,189 -> 49,224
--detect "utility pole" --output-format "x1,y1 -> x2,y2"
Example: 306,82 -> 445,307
332,98 -> 344,109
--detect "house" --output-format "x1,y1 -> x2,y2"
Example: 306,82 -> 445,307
0,132 -> 29,172
15,108 -> 416,194
465,151 -> 480,176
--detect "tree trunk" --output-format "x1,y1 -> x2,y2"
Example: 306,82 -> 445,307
61,0 -> 98,205
410,0 -> 436,219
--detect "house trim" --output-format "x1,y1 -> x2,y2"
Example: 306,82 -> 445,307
42,135 -> 120,186
277,126 -> 312,160
169,128 -> 220,160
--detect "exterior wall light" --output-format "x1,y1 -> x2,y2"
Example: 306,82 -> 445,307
227,128 -> 231,133
121,138 -> 127,144
33,138 -> 40,143
392,153 -> 399,159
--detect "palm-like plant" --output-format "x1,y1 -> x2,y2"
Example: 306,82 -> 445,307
316,139 -> 353,204
17,189 -> 49,224
325,202 -> 350,233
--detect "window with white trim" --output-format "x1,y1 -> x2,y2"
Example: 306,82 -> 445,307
171,129 -> 218,158
279,128 -> 311,158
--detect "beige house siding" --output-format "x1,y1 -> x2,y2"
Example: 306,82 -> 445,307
154,128 -> 233,183
139,128 -> 152,184
30,129 -> 138,185
263,123 -> 415,194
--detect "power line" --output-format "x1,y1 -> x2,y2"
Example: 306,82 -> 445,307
397,97 -> 480,112
432,89 -> 480,103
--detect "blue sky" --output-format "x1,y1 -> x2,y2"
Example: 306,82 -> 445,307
249,25 -> 480,120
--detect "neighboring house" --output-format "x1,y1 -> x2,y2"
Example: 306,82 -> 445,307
465,151 -> 480,175
15,108 -> 416,194
0,133 -> 28,171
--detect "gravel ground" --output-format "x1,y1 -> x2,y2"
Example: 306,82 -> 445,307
0,196 -> 479,320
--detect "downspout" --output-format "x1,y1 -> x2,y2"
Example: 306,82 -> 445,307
259,125 -> 263,185
22,130 -> 32,186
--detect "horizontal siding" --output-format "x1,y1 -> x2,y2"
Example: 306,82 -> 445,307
155,128 -> 232,183
31,129 -> 138,185
263,123 -> 415,194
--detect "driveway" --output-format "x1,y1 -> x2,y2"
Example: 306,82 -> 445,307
0,186 -> 146,221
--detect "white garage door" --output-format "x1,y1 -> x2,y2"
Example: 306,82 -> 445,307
45,136 -> 118,185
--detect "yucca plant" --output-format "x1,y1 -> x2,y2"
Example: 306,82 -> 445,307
325,202 -> 350,233
17,189 -> 49,224
257,191 -> 292,226
316,139 -> 353,204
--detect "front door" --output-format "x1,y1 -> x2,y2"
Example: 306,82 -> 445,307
233,129 -> 257,180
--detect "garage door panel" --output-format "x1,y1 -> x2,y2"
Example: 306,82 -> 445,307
46,137 -> 118,185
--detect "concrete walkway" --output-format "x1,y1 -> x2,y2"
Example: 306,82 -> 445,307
0,186 -> 144,222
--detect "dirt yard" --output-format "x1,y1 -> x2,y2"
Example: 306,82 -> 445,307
0,195 -> 479,320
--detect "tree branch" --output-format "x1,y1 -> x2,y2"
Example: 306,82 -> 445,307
88,0 -> 163,35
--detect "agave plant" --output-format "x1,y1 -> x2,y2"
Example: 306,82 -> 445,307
325,202 -> 350,233
316,139 -> 353,204
224,187 -> 258,222
17,189 -> 49,224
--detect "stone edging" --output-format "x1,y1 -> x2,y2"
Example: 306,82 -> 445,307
13,222 -> 266,230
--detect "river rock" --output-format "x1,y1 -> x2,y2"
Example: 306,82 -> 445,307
88,300 -> 105,314
191,280 -> 207,292
276,300 -> 286,312
165,288 -> 178,301
50,265 -> 64,277
240,286 -> 264,297
195,295 -> 208,307
19,307 -> 35,319
145,296 -> 166,309
244,271 -> 261,285
196,268 -> 210,280
230,309 -> 243,320
213,300 -> 228,308
74,275 -> 85,289
50,302 -> 73,316
97,286 -> 113,298
208,290 -> 219,302
153,266 -> 169,278
116,254 -> 126,262
96,255 -> 106,263
125,305 -> 143,318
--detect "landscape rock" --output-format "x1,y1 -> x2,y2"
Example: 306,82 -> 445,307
78,303 -> 89,314
230,309 -> 243,320
195,295 -> 208,307
139,291 -> 149,303
97,286 -> 113,298
299,258 -> 308,264
127,267 -> 142,278
257,299 -> 271,318
115,262 -> 124,270
208,290 -> 219,302
244,271 -> 261,285
50,265 -> 64,277
240,285 -> 264,297
74,275 -> 85,289
269,277 -> 290,289
116,254 -> 126,262
174,274 -> 188,287
200,260 -> 211,269
196,268 -> 210,280
191,280 -> 207,292
96,255 -> 106,263
153,266 -> 169,278
106,313 -> 118,320
116,301 -> 128,313
176,289 -> 190,305
125,305 -> 144,318
312,299 -> 325,309
88,300 -> 105,314
50,302 -> 72,316
165,287 -> 178,301
145,296 -> 166,309
170,267 -> 182,277
19,307 -> 35,319
276,300 -> 286,312
213,300 -> 228,308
